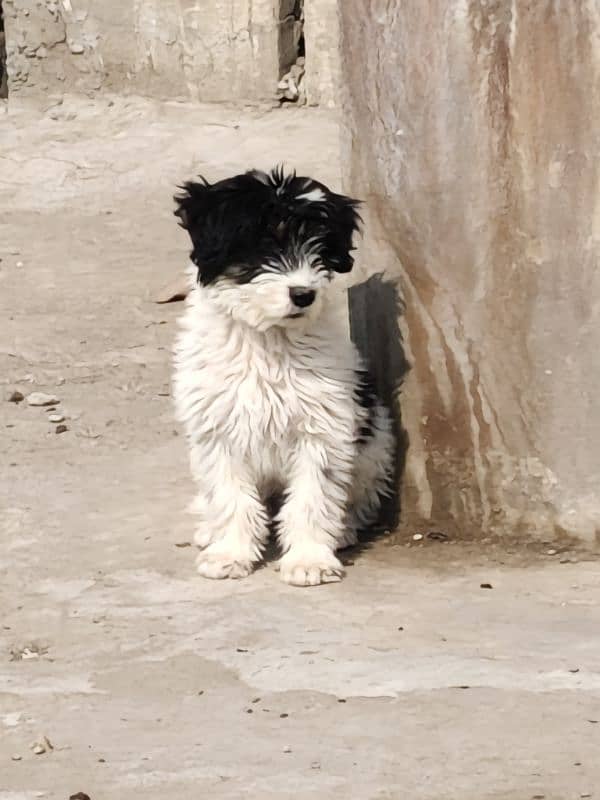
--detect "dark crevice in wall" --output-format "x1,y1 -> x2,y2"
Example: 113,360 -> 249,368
297,12 -> 305,59
278,0 -> 304,75
277,0 -> 305,103
0,2 -> 7,99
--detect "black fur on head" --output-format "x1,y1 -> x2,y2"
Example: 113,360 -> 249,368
174,166 -> 361,285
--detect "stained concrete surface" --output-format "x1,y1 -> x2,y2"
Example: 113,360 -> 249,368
1,97 -> 600,800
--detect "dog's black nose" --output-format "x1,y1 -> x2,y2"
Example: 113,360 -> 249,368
289,287 -> 316,308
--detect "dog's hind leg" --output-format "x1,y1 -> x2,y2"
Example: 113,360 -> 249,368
349,405 -> 395,532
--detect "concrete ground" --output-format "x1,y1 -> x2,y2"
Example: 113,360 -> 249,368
1,95 -> 600,800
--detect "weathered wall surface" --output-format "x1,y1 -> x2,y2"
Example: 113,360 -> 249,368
341,1 -> 600,543
3,0 -> 282,101
3,0 -> 340,105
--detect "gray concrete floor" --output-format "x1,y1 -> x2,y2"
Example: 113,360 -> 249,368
1,96 -> 600,800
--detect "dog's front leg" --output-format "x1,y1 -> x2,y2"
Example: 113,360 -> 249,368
192,445 -> 268,580
277,436 -> 354,587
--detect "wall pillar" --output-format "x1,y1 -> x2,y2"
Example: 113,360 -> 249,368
341,1 -> 600,543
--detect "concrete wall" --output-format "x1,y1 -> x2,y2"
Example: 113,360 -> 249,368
340,1 -> 600,544
4,0 -> 281,101
3,0 -> 340,104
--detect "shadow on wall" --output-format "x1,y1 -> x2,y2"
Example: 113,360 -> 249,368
349,274 -> 410,534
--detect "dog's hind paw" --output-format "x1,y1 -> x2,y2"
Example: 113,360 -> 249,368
196,552 -> 254,580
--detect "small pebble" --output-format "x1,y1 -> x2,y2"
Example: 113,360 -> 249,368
311,761 -> 321,769
55,424 -> 68,434
16,261 -> 24,268
283,745 -> 292,753
31,743 -> 46,755
546,549 -> 557,555
480,583 -> 493,589
69,794 -> 91,800
412,533 -> 423,541
20,647 -> 40,659
48,413 -> 65,423
27,392 -> 59,407
11,754 -> 22,761
8,390 -> 24,403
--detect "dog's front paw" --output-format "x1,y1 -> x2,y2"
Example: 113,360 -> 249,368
196,550 -> 254,580
278,547 -> 344,587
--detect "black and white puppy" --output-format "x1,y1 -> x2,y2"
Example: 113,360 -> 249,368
173,167 -> 394,586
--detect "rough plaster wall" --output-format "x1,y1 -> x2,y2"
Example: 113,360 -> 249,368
3,0 -> 282,101
340,1 -> 600,543
303,0 -> 340,107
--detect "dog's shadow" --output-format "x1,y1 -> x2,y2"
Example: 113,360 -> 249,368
347,274 -> 409,558
260,275 -> 409,568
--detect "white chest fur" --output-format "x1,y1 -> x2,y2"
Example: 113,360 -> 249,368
173,285 -> 360,487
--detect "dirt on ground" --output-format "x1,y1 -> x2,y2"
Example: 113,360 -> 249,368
1,95 -> 600,800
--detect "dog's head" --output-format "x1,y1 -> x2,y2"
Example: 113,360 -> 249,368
174,167 -> 361,330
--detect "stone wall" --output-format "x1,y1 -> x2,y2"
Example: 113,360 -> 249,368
3,0 -> 339,104
3,0 -> 285,101
340,1 -> 600,544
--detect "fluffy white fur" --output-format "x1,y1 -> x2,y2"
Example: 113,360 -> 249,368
173,261 -> 394,587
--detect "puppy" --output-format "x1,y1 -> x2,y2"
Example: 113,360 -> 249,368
173,167 -> 394,586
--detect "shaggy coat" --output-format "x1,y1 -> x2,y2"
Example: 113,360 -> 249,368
173,168 -> 394,586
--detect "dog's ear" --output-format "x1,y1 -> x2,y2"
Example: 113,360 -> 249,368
174,175 -> 271,285
321,192 -> 362,273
